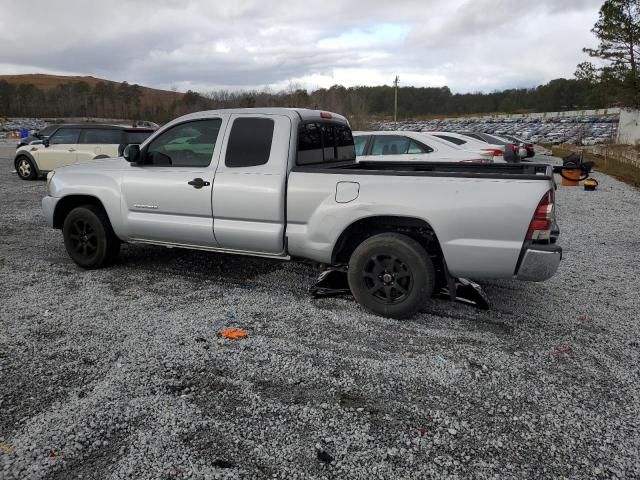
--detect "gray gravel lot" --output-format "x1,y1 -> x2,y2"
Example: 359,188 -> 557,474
1,147 -> 639,479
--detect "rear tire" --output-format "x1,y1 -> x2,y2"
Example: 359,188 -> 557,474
62,205 -> 120,269
347,233 -> 435,319
15,156 -> 37,180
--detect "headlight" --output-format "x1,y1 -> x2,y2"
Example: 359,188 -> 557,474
46,171 -> 55,192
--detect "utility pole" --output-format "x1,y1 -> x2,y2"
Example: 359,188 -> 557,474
393,75 -> 399,122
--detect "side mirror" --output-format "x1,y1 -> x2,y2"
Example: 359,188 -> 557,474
42,137 -> 50,147
124,144 -> 141,163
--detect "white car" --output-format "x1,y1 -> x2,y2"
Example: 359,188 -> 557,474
354,131 -> 495,164
14,125 -> 155,180
418,131 -> 509,163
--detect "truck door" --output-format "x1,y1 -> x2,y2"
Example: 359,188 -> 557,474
212,114 -> 291,255
120,116 -> 227,247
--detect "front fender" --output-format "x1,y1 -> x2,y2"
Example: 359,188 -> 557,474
48,170 -> 124,238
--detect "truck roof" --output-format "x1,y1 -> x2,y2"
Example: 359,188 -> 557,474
174,108 -> 349,125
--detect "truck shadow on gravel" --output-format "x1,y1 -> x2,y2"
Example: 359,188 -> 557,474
113,244 -> 287,285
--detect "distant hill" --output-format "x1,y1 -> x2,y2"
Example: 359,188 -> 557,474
0,73 -> 183,103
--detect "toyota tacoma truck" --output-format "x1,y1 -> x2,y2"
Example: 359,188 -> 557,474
42,108 -> 562,319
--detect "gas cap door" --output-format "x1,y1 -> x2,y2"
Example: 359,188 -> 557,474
335,181 -> 360,203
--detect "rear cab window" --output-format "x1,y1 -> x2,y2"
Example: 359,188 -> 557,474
297,122 -> 355,165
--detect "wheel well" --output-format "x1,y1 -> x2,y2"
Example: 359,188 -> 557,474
332,216 -> 444,265
53,195 -> 108,230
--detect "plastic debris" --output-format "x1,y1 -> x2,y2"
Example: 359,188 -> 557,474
0,443 -> 15,455
551,346 -> 573,356
220,328 -> 248,340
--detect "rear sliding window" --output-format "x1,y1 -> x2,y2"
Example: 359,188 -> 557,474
434,134 -> 467,146
297,122 -> 355,165
226,117 -> 274,168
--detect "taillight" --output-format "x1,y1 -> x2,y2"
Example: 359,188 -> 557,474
526,190 -> 555,241
482,148 -> 503,156
320,111 -> 332,119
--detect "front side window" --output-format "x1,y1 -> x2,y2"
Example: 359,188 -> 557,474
297,122 -> 355,165
225,117 -> 274,168
80,129 -> 123,144
49,128 -> 81,145
354,135 -> 369,156
144,119 -> 221,167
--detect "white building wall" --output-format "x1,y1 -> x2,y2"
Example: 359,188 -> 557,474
617,109 -> 640,144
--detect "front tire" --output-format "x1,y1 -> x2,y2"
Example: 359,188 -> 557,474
347,233 -> 435,319
62,206 -> 120,269
15,156 -> 37,180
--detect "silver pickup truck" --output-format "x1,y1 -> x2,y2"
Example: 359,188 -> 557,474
42,108 -> 561,318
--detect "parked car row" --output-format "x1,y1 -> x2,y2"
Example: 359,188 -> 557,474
354,130 -> 525,164
375,114 -> 619,145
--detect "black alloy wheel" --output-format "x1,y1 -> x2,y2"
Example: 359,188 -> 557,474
348,232 -> 435,319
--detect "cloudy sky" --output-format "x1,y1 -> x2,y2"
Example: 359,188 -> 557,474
0,0 -> 603,94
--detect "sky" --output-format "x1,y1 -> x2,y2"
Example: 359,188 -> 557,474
0,0 -> 604,94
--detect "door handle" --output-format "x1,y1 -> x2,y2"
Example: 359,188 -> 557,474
68,148 -> 76,152
188,178 -> 210,189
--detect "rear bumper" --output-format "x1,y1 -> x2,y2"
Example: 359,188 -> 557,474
42,195 -> 59,228
516,244 -> 562,282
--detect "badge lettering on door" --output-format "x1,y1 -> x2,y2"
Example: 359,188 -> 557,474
133,204 -> 159,209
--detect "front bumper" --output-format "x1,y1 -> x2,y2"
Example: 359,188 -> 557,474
516,244 -> 562,282
42,195 -> 60,228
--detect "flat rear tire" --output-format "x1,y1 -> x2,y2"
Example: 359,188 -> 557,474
347,232 -> 435,319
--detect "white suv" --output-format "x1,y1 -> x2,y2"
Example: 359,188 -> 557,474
14,125 -> 154,180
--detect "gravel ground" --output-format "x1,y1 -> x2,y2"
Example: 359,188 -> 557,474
1,148 -> 639,479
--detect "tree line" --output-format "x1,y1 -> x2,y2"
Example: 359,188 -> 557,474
0,77 -> 627,127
